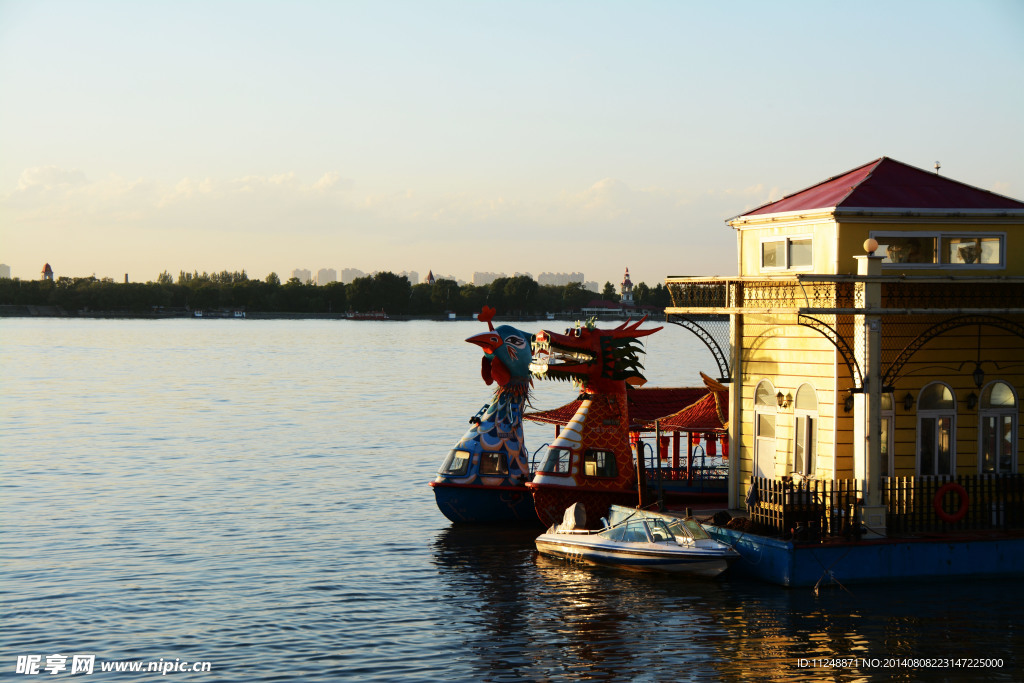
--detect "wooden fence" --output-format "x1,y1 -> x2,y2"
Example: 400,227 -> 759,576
747,477 -> 860,539
884,474 -> 1024,533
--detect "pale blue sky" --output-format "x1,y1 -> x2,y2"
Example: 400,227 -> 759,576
2,0 -> 1022,286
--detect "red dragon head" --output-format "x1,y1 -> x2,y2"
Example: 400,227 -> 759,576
530,317 -> 661,394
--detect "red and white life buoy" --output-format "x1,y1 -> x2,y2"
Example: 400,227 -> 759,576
933,482 -> 969,524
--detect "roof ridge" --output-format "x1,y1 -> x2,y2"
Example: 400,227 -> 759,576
727,157 -> 884,221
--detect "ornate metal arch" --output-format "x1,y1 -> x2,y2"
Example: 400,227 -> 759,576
666,314 -> 731,382
883,315 -> 1024,387
797,314 -> 865,390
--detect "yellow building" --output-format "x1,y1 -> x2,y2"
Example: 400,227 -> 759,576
666,158 -> 1024,536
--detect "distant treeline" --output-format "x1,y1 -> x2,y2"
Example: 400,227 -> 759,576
0,270 -> 673,316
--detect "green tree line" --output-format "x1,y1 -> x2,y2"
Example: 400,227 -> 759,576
0,270 -> 672,316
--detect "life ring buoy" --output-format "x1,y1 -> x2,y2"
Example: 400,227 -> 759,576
933,482 -> 969,524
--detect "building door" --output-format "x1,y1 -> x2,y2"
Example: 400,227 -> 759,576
917,382 -> 956,477
979,381 -> 1018,474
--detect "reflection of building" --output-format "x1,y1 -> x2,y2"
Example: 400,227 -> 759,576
666,157 -> 1024,538
42,263 -> 53,281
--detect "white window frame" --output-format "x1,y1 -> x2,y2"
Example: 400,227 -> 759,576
792,383 -> 818,477
915,382 -> 957,477
759,234 -> 814,272
753,380 -> 778,479
870,230 -> 1006,270
978,380 -> 1019,475
880,393 -> 895,478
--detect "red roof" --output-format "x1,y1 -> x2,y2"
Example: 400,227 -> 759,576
653,390 -> 728,433
740,157 -> 1024,217
525,386 -> 708,432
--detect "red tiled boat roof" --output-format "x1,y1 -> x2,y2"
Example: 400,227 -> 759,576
740,157 -> 1024,217
652,390 -> 728,433
525,386 -> 708,432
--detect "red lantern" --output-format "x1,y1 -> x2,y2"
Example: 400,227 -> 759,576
705,433 -> 717,456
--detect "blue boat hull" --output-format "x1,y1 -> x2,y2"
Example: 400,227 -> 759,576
431,482 -> 539,525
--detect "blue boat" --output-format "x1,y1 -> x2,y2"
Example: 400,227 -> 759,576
430,308 -> 540,525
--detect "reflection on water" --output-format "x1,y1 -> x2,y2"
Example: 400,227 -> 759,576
431,527 -> 1024,682
2,319 -> 1021,681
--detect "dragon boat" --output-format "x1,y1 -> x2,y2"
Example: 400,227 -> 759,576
430,307 -> 540,525
525,317 -> 663,528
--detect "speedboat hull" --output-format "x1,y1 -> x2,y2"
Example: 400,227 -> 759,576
535,533 -> 734,576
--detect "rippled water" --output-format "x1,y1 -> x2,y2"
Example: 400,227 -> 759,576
2,319 -> 1021,681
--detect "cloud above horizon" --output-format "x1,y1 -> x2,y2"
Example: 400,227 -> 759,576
0,166 -> 812,282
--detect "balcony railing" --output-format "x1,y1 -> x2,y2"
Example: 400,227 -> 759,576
745,474 -> 1024,540
747,477 -> 861,540
884,474 -> 1024,533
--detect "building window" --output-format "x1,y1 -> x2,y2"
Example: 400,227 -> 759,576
917,382 -> 956,476
761,237 -> 813,271
872,232 -> 1005,268
945,236 -> 1002,265
793,384 -> 817,476
754,380 -> 777,478
979,381 -> 1018,474
583,449 -> 617,477
880,393 -> 895,477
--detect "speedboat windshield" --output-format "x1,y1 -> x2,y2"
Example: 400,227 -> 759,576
665,518 -> 712,541
597,519 -> 677,544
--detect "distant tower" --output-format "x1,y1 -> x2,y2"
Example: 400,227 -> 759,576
42,263 -> 54,281
426,270 -> 435,285
620,267 -> 634,305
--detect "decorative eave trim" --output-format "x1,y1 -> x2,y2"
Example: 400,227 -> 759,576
729,207 -> 837,228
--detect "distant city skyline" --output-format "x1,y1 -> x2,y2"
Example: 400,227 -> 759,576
2,2 -> 1022,287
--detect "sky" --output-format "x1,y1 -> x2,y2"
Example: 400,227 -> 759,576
1,0 -> 1022,287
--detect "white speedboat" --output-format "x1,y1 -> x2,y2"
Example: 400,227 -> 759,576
535,504 -> 738,577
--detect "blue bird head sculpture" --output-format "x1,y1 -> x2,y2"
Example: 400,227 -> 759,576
466,307 -> 534,387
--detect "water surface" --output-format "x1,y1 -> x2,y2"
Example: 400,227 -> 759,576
2,319 -> 1020,681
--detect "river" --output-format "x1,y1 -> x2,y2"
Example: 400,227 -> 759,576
1,318 -> 1020,681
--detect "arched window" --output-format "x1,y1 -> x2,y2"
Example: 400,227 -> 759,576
793,383 -> 817,475
880,393 -> 895,477
979,381 -> 1018,474
917,382 -> 956,476
753,380 -> 777,479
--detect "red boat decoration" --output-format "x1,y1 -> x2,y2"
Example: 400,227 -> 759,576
526,318 -> 662,528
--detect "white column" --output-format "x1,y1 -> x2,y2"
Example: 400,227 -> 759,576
854,253 -> 886,536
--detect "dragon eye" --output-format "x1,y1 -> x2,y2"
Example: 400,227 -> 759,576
505,335 -> 526,348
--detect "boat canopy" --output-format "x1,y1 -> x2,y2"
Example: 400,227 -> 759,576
524,386 -> 708,433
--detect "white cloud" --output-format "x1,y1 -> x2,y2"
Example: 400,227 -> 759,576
15,166 -> 88,192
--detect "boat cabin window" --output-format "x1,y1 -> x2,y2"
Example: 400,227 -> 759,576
583,449 -> 617,477
539,447 -> 572,474
479,452 -> 507,475
440,450 -> 471,476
